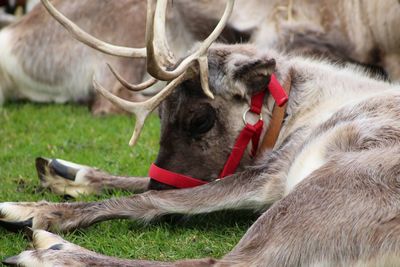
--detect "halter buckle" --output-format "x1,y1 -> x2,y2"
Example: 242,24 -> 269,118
242,108 -> 263,126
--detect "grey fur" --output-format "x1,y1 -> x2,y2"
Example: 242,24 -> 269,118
2,44 -> 400,266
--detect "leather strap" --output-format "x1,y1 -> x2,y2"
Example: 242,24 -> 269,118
259,73 -> 292,151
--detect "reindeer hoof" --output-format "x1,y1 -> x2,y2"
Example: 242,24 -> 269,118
31,229 -> 67,250
0,202 -> 41,231
2,230 -> 95,266
36,157 -> 100,197
0,202 -> 35,231
0,202 -> 68,231
0,217 -> 32,232
1,230 -> 65,266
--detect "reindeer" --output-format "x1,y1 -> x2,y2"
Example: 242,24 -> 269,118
179,0 -> 400,81
2,0 -> 400,266
30,0 -> 400,196
0,0 -> 152,114
0,0 -> 248,114
1,0 -> 398,115
7,0 -> 397,186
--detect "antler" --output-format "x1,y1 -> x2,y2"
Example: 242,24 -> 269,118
107,64 -> 158,92
93,72 -> 187,146
145,0 -> 234,99
42,0 -> 235,146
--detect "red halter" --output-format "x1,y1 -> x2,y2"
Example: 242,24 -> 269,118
149,74 -> 288,188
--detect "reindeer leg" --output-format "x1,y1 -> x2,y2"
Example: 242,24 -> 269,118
2,229 -> 217,267
0,165 -> 284,232
7,149 -> 400,267
1,131 -> 300,232
36,157 -> 150,197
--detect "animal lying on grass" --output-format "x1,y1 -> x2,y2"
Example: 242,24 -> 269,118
0,0 -> 249,115
2,1 -> 400,266
0,0 -> 151,115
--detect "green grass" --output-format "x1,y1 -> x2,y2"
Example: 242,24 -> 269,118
0,103 -> 253,262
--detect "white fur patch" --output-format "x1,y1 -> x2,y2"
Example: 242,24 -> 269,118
0,202 -> 35,222
41,159 -> 98,197
6,230 -> 84,267
281,60 -> 400,194
285,134 -> 330,194
9,251 -> 47,267
33,229 -> 65,249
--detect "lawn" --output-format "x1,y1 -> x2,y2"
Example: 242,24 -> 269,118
0,103 -> 253,262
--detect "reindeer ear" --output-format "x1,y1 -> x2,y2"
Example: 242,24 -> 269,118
231,57 -> 276,95
207,45 -> 277,98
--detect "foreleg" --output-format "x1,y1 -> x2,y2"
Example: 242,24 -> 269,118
36,157 -> 149,197
2,230 -> 217,267
1,167 -> 282,232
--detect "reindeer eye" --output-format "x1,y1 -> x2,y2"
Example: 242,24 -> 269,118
188,106 -> 216,136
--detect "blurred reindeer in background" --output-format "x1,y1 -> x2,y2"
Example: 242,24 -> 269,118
178,0 -> 400,80
0,0 -> 151,114
0,0 -> 247,114
1,0 -> 399,115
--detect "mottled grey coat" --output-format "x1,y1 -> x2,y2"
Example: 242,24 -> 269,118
2,43 -> 400,266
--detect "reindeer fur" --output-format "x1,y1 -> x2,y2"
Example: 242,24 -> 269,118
2,43 -> 400,266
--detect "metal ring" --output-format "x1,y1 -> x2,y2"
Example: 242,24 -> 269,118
242,108 -> 263,125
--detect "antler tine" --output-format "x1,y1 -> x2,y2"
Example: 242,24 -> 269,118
145,0 -> 235,98
145,0 -> 176,79
107,64 -> 158,91
43,0 -> 234,147
93,72 -> 187,146
40,0 -> 146,58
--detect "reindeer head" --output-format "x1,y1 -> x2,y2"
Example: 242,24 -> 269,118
41,0 -> 278,190
151,44 -> 278,189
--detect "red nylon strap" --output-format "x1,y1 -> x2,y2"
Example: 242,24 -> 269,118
269,74 -> 288,107
219,119 -> 264,177
149,163 -> 207,188
218,89 -> 266,177
249,90 -> 265,114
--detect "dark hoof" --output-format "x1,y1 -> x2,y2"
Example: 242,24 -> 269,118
50,159 -> 76,181
0,218 -> 32,232
49,243 -> 64,250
